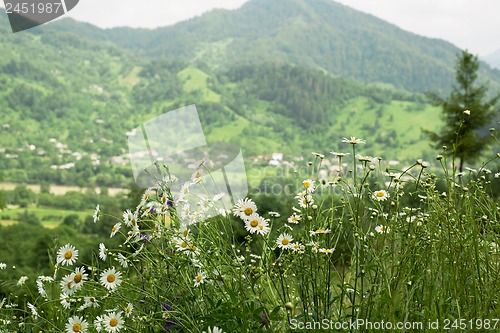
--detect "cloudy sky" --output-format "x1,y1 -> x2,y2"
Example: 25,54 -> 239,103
3,0 -> 500,55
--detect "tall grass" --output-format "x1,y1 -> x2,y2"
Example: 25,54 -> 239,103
0,139 -> 499,332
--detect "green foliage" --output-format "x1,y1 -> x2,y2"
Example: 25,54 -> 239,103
424,50 -> 500,170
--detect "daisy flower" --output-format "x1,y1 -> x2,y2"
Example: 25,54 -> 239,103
99,243 -> 107,261
290,242 -> 304,253
0,263 -> 6,269
372,190 -> 390,202
100,267 -> 122,291
116,253 -> 128,268
110,223 -> 121,238
57,244 -> 79,266
191,169 -> 204,183
17,276 -> 28,286
319,248 -> 335,254
297,193 -> 314,208
66,316 -> 88,333
309,228 -> 331,236
83,296 -> 99,309
375,225 -> 391,234
102,311 -> 123,333
287,213 -> 301,224
244,214 -> 266,234
72,266 -> 88,290
27,302 -> 38,320
124,303 -> 133,317
60,293 -> 71,309
302,179 -> 315,193
60,273 -> 78,296
276,233 -> 293,249
256,218 -> 271,236
93,204 -> 100,223
342,136 -> 366,145
194,271 -> 206,287
232,198 -> 258,220
330,151 -> 350,157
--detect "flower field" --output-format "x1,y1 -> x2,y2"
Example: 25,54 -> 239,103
1,137 -> 499,332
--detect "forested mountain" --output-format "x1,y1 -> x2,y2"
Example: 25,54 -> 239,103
0,1 -> 498,187
46,0 -> 500,94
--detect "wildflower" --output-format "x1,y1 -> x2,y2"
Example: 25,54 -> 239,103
0,263 -> 6,269
203,327 -> 224,333
342,136 -> 366,145
375,225 -> 391,234
93,204 -> 100,223
124,303 -> 133,317
463,109 -> 471,116
178,182 -> 190,200
372,190 -> 390,202
232,198 -> 258,220
72,266 -> 88,290
194,271 -> 206,287
296,192 -> 314,208
57,244 -> 79,266
61,273 -> 78,296
27,302 -> 38,320
116,253 -> 128,268
276,233 -> 293,249
309,228 -> 331,236
17,276 -> 28,286
99,243 -> 107,261
66,316 -> 88,333
191,169 -> 204,183
290,242 -> 303,253
102,311 -> 123,333
100,267 -> 122,291
244,214 -> 265,234
83,296 -> 99,308
269,211 -> 280,217
330,151 -> 350,157
287,213 -> 301,224
495,172 -> 500,178
357,155 -> 372,162
465,167 -> 477,173
303,179 -> 315,193
110,223 -> 121,238
60,293 -> 71,309
319,248 -> 335,254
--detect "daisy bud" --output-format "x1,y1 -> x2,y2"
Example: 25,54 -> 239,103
369,165 -> 375,170
463,110 -> 471,116
436,155 -> 443,160
284,302 -> 294,310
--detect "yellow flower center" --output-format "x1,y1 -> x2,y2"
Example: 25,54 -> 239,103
259,225 -> 264,230
73,274 -> 82,283
181,241 -> 188,248
131,218 -> 137,226
189,244 -> 197,251
250,219 -> 258,227
377,191 -> 385,197
244,207 -> 253,215
64,251 -> 72,260
196,275 -> 202,282
304,181 -> 310,188
107,274 -> 116,283
73,323 -> 81,332
282,239 -> 289,246
112,225 -> 118,232
110,318 -> 118,327
183,230 -> 189,237
316,229 -> 323,233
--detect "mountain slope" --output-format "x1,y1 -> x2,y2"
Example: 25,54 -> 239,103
483,48 -> 500,70
47,0 -> 500,95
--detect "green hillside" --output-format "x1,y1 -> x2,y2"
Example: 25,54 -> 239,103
1,3 -> 498,188
46,0 -> 500,94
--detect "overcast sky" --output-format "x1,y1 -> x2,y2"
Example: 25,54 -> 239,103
3,0 -> 500,56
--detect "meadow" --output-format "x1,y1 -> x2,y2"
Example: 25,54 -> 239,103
0,135 -> 499,333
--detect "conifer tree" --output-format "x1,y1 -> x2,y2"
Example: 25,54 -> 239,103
424,50 -> 499,171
